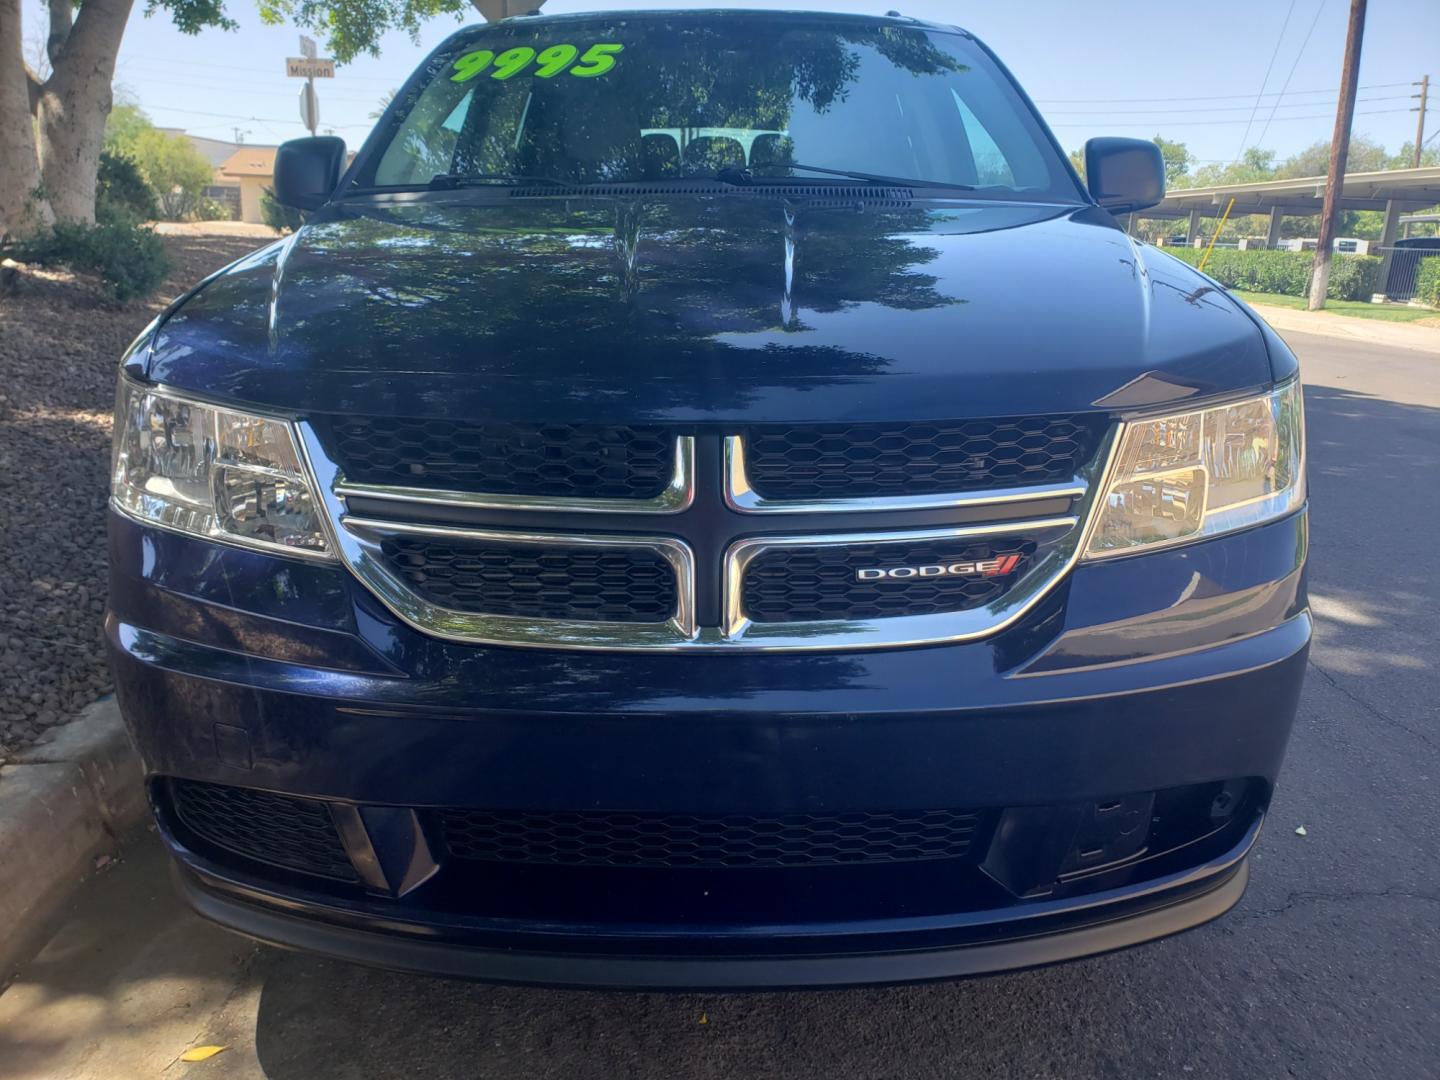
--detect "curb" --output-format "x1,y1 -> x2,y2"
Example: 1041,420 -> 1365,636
0,697 -> 146,980
1250,303 -> 1440,356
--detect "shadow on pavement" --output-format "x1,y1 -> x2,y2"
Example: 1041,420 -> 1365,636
1299,384 -> 1438,739
251,943 -> 1184,1080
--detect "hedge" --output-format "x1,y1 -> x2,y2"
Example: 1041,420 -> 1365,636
1160,248 -> 1381,302
1416,256 -> 1440,308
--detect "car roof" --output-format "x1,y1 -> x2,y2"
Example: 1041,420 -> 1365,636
484,8 -> 964,35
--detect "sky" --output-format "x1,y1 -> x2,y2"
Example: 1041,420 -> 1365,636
24,0 -> 1440,167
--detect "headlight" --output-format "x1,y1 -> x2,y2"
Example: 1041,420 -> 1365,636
111,378 -> 332,558
1084,380 -> 1304,559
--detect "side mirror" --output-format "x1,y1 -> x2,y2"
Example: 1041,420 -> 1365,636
1084,137 -> 1165,214
274,136 -> 347,212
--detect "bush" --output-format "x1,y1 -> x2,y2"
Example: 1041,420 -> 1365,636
96,151 -> 159,223
194,197 -> 233,221
11,219 -> 171,302
260,187 -> 304,233
1161,247 -> 1381,301
1416,257 -> 1440,308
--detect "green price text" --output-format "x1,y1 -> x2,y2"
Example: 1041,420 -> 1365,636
450,42 -> 624,83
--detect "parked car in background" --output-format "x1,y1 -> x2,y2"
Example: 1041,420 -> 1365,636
108,7 -> 1308,987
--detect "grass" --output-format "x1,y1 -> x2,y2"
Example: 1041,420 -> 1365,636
1233,290 -> 1440,323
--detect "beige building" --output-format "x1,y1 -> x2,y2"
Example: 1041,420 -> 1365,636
216,147 -> 280,224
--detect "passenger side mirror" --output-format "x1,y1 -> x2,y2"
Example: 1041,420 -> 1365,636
1084,137 -> 1165,214
274,136 -> 347,212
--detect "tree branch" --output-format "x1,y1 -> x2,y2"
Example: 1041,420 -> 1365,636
45,0 -> 132,92
45,0 -> 71,67
23,62 -> 42,111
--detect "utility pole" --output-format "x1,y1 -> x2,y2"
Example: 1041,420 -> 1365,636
1309,0 -> 1367,311
1414,75 -> 1430,168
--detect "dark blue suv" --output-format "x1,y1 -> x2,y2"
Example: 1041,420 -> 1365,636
107,9 -> 1309,988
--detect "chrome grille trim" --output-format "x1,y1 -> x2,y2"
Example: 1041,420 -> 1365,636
721,518 -> 1078,649
342,518 -> 697,649
299,424 -> 700,649
334,436 -> 694,514
724,435 -> 1087,514
297,422 -> 1121,652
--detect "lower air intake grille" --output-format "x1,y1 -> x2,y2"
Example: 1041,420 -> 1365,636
742,538 -> 1036,623
743,416 -> 1098,500
168,780 -> 356,882
379,536 -> 678,623
439,808 -> 984,868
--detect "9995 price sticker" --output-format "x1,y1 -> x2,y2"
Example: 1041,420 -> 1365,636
450,42 -> 624,83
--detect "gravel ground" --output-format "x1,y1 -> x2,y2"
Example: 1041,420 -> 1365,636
0,233 -> 272,761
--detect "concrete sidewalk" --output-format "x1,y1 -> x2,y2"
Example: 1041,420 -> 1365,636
1249,301 -> 1440,356
0,699 -> 146,981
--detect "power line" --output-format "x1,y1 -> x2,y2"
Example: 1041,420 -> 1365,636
1252,0 -> 1330,152
1046,107 -> 1410,128
120,53 -> 401,84
1029,81 -> 1408,104
1235,0 -> 1300,159
1043,94 -> 1407,116
140,102 -> 375,129
118,74 -> 393,105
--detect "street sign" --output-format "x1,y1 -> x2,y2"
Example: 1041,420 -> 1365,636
299,82 -> 320,135
286,57 -> 335,79
299,35 -> 317,60
475,0 -> 546,20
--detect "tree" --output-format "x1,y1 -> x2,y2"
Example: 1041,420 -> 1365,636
104,102 -> 153,153
370,89 -> 397,121
104,103 -> 214,219
1066,136 -> 1187,185
130,128 -> 215,219
0,0 -> 545,240
1151,135 -> 1190,185
1274,134 -> 1386,179
1187,147 -> 1277,189
1386,142 -> 1440,170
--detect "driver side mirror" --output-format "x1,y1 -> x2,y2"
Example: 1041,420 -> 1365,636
1084,137 -> 1165,214
274,136 -> 347,212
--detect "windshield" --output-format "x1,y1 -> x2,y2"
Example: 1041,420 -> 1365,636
358,15 -> 1080,199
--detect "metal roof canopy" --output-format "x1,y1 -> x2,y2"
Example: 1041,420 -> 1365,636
1140,166 -> 1440,219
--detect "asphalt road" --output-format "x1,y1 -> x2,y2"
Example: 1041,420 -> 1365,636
2,330 -> 1436,1080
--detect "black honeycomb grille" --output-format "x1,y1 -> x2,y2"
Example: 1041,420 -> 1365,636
742,538 -> 1037,623
743,417 -> 1098,500
380,536 -> 678,623
168,780 -> 356,882
439,808 -> 984,868
315,416 -> 673,499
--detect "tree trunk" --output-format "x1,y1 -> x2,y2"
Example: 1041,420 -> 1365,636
35,0 -> 132,224
0,0 -> 51,238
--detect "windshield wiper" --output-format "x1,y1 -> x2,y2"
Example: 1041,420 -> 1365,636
734,163 -> 973,191
429,173 -> 570,189
340,173 -> 572,198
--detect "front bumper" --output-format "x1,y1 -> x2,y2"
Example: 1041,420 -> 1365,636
173,834 -> 1253,990
108,508 -> 1309,987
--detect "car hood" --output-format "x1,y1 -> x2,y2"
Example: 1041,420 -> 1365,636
145,194 -> 1274,424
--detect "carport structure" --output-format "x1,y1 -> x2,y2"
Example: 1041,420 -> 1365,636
1138,166 -> 1440,298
